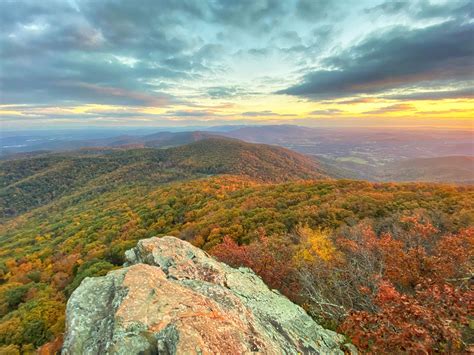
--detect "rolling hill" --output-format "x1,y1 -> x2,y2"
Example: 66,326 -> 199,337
0,138 -> 327,218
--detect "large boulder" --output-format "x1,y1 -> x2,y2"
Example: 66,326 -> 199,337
62,236 -> 352,354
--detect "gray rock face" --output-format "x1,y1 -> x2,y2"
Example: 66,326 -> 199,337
62,236 -> 351,354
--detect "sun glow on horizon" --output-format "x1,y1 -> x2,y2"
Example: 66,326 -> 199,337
1,0 -> 473,130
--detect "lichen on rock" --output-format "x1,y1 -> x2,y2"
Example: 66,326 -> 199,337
62,236 -> 353,354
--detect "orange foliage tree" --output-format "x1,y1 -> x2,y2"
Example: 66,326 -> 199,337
210,230 -> 299,297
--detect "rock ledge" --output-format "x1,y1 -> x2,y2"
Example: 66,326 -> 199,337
62,236 -> 350,354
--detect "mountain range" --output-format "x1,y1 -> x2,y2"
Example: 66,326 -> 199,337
2,125 -> 472,184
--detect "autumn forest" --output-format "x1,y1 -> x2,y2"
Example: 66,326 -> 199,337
0,138 -> 473,353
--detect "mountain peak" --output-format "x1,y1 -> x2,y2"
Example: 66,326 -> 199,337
166,137 -> 328,182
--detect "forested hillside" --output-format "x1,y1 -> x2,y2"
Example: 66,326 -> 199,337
0,171 -> 472,352
0,138 -> 325,218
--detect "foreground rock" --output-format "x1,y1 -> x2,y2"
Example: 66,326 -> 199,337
62,236 -> 351,354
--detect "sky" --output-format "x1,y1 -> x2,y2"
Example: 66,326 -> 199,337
1,0 -> 473,130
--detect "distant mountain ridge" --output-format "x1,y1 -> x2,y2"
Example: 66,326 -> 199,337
222,125 -> 318,143
0,130 -> 221,155
2,125 -> 472,184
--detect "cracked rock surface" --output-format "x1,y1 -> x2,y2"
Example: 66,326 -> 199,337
62,236 -> 351,354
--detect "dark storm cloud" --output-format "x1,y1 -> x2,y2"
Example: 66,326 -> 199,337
278,20 -> 474,100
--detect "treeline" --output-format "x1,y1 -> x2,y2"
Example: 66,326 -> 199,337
0,175 -> 472,352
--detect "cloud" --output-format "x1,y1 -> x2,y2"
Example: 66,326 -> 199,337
309,109 -> 343,115
383,88 -> 474,101
2,0 -> 472,128
165,110 -> 214,117
0,0 -> 224,107
0,59 -> 183,106
365,0 -> 473,21
68,83 -> 178,107
414,108 -> 468,115
364,1 -> 409,15
278,20 -> 474,100
364,103 -> 415,114
415,0 -> 473,20
208,0 -> 288,31
337,97 -> 379,104
206,86 -> 250,99
334,88 -> 474,103
242,110 -> 277,117
241,110 -> 295,117
295,0 -> 340,21
1,0 -> 311,109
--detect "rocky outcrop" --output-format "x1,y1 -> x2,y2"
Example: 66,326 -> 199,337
62,236 -> 352,354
